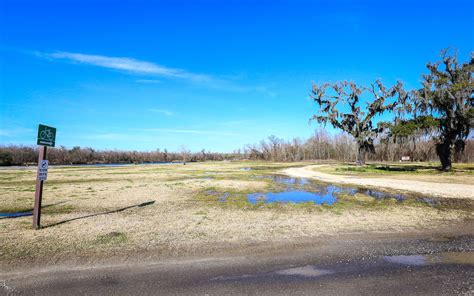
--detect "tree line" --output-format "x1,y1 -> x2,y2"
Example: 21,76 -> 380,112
1,130 -> 472,166
0,146 -> 233,166
244,130 -> 473,163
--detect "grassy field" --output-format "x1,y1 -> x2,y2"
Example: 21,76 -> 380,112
0,161 -> 472,265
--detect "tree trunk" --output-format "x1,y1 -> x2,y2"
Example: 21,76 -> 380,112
356,144 -> 366,166
436,142 -> 453,171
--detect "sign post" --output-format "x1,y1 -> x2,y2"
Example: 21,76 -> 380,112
33,124 -> 56,229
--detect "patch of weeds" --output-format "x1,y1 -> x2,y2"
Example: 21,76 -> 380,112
19,187 -> 35,192
105,172 -> 135,175
292,201 -> 320,212
94,231 -> 127,245
0,205 -> 32,213
190,232 -> 207,239
43,204 -> 75,215
336,166 -> 372,173
194,210 -> 208,216
431,198 -> 474,212
328,192 -> 434,213
48,178 -> 116,186
17,220 -> 32,229
195,187 -> 254,209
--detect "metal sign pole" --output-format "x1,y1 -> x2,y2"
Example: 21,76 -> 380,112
33,145 -> 47,229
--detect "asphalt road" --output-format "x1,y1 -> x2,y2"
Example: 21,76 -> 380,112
2,233 -> 473,295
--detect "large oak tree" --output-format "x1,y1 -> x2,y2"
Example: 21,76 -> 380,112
311,80 -> 407,165
414,50 -> 473,170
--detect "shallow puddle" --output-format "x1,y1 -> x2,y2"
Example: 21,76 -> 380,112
240,167 -> 252,171
384,255 -> 427,266
275,265 -> 333,277
0,211 -> 32,218
243,175 -> 426,205
384,252 -> 474,266
248,190 -> 337,205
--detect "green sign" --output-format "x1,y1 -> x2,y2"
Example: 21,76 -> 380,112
37,124 -> 56,147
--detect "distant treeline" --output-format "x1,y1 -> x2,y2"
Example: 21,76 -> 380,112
1,129 -> 472,166
0,146 -> 233,166
244,129 -> 474,163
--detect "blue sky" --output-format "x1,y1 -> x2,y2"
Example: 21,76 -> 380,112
1,0 -> 473,152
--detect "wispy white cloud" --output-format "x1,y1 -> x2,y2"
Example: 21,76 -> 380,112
33,50 -> 276,96
148,108 -> 174,116
36,51 -> 213,82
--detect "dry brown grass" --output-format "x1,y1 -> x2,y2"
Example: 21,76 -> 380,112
0,161 -> 471,265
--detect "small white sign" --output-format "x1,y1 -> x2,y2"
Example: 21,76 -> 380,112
38,160 -> 48,181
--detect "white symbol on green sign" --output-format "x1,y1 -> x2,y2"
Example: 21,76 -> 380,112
37,124 -> 56,147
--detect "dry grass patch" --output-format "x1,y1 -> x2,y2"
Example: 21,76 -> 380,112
0,161 -> 471,264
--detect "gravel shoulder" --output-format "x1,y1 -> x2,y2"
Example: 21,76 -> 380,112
282,165 -> 474,199
2,228 -> 473,295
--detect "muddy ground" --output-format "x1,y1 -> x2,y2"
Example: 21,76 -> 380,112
1,223 -> 473,295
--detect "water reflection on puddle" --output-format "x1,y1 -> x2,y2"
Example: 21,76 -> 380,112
275,265 -> 333,277
243,175 -> 422,205
384,252 -> 474,266
211,265 -> 333,282
384,255 -> 427,266
248,191 -> 337,205
0,211 -> 32,218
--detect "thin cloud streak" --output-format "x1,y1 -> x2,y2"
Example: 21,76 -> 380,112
33,50 -> 276,95
148,108 -> 174,116
36,51 -> 213,82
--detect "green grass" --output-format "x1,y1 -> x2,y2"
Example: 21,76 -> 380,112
94,231 -> 128,245
43,204 -> 76,214
332,163 -> 474,175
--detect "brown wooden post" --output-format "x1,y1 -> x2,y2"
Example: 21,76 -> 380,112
33,146 -> 47,229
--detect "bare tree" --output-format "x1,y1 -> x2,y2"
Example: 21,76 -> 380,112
180,146 -> 191,164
